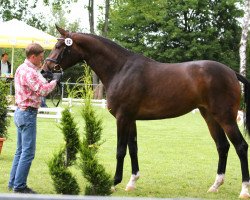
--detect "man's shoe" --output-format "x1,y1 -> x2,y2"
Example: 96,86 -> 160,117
14,186 -> 37,194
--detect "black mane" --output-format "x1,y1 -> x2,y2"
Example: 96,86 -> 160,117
78,32 -> 135,57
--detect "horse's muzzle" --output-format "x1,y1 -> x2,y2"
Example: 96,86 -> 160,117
43,59 -> 63,73
53,64 -> 62,72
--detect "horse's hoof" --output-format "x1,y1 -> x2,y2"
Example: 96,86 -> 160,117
239,192 -> 250,199
111,186 -> 116,193
125,185 -> 135,191
207,186 -> 218,193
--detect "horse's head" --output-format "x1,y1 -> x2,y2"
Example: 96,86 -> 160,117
43,25 -> 83,72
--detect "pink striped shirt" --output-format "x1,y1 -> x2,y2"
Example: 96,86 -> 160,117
15,59 -> 57,109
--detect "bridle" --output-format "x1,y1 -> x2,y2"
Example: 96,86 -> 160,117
45,35 -> 73,73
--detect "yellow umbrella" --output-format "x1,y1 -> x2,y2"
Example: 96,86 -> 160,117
0,19 -> 57,74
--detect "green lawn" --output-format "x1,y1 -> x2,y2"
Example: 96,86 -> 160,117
0,104 -> 248,200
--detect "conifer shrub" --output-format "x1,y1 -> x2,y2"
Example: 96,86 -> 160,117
48,107 -> 80,194
60,108 -> 80,166
48,148 -> 80,194
49,64 -> 112,195
79,66 -> 113,195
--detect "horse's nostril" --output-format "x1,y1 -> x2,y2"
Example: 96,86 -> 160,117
54,64 -> 62,71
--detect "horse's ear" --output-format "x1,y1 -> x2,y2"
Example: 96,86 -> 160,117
55,24 -> 67,36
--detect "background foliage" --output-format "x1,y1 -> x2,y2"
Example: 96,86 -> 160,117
0,0 -> 249,79
0,80 -> 10,138
108,0 -> 243,73
0,0 -> 85,81
0,0 -> 47,30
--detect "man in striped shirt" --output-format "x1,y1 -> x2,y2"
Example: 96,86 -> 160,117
8,43 -> 57,194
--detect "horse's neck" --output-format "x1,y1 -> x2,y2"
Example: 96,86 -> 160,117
81,35 -> 131,88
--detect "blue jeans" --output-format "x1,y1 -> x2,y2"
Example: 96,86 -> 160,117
8,107 -> 37,190
40,97 -> 47,108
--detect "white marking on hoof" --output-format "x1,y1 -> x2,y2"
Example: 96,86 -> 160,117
239,193 -> 250,199
207,186 -> 219,193
125,185 -> 135,191
125,172 -> 140,191
239,182 -> 250,199
207,174 -> 224,193
111,186 -> 116,193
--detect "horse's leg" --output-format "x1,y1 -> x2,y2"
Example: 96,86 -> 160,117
199,108 -> 230,193
219,121 -> 250,198
125,121 -> 140,191
113,116 -> 132,188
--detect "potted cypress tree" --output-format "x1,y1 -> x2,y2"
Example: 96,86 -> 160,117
0,80 -> 10,154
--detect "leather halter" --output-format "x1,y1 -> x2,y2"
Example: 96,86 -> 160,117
45,33 -> 73,72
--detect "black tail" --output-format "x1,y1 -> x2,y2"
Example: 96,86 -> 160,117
236,72 -> 250,136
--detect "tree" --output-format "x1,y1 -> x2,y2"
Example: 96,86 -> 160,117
59,108 -> 80,166
247,36 -> 250,79
239,0 -> 250,77
48,148 -> 80,195
88,0 -> 95,34
79,65 -> 112,195
0,0 -> 47,30
108,0 -> 243,71
102,0 -> 110,37
87,0 -> 100,98
0,0 -> 52,73
48,107 -> 80,195
45,0 -> 83,35
96,0 -> 111,99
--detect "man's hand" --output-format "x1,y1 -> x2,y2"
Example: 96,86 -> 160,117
52,73 -> 62,82
41,70 -> 53,81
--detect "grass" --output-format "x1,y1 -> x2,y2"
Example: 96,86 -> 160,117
0,102 -> 248,199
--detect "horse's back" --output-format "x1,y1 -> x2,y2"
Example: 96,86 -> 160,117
134,60 -> 241,119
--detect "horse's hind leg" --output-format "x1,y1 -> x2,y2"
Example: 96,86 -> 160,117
125,121 -> 140,191
113,116 -> 130,187
199,108 -> 230,193
114,117 -> 139,192
219,121 -> 250,198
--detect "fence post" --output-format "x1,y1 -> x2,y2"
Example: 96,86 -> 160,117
61,83 -> 64,99
69,98 -> 72,107
101,99 -> 106,108
56,107 -> 62,123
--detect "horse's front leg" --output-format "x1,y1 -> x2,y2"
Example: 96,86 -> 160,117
125,121 -> 140,191
113,117 -> 131,189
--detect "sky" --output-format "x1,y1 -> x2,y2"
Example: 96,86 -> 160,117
65,0 -> 105,31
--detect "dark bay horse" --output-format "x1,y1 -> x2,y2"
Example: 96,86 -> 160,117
44,26 -> 250,198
